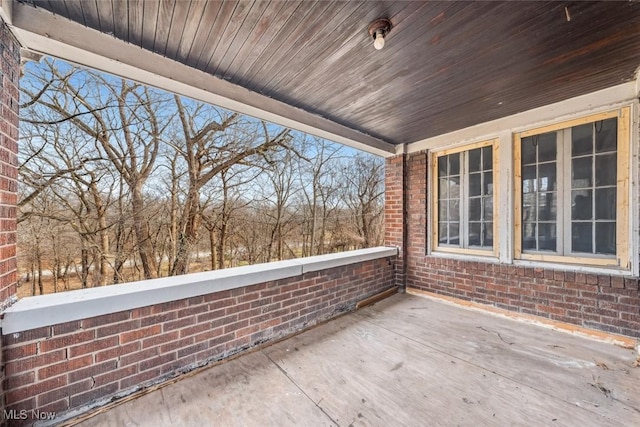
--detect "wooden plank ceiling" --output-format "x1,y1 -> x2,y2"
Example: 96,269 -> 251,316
21,1 -> 640,145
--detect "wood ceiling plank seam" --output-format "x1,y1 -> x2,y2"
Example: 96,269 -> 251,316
194,0 -> 239,70
40,0 -> 67,19
216,0 -> 279,79
249,0 -> 344,94
175,0 -> 209,63
78,0 -> 100,31
95,0 -> 114,37
149,0 -> 162,54
282,0 -> 413,111
203,1 -> 259,77
139,0 -> 159,53
240,0 -> 326,92
267,1 -> 373,94
184,1 -> 224,68
163,0 -> 193,60
127,0 -> 145,47
233,0 -> 308,87
303,1 -> 435,115
155,0 -> 178,57
222,0 -> 290,80
93,0 -> 102,34
257,0 -> 355,91
112,0 -> 130,43
63,0 -> 85,27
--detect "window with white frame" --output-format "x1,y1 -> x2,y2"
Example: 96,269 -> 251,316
514,108 -> 630,268
432,140 -> 498,256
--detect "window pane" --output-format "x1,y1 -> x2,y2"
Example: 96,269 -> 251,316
449,223 -> 459,245
483,171 -> 493,195
469,148 -> 481,172
449,153 -> 460,175
448,200 -> 460,221
595,188 -> 616,220
469,198 -> 481,221
483,222 -> 493,247
483,196 -> 493,221
438,178 -> 449,198
439,223 -> 448,244
595,154 -> 616,186
595,118 -> 617,153
449,177 -> 460,198
438,156 -> 447,176
537,192 -> 556,221
522,193 -> 537,221
538,223 -> 556,251
571,190 -> 593,220
595,222 -> 616,255
538,132 -> 557,162
469,172 -> 481,196
538,162 -> 556,191
469,222 -> 481,246
521,137 -> 536,165
523,222 -> 536,250
522,165 -> 536,193
572,222 -> 593,253
572,157 -> 592,189
482,146 -> 492,170
572,123 -> 593,156
439,201 -> 448,221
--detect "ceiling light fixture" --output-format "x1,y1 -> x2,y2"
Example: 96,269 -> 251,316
368,18 -> 392,50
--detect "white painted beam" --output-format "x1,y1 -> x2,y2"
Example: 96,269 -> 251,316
0,0 -> 13,25
8,3 -> 396,157
407,82 -> 638,153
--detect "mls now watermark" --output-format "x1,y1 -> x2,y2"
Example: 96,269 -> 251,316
3,409 -> 56,421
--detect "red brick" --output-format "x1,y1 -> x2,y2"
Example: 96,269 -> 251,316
6,375 -> 67,405
69,336 -> 119,358
142,330 -> 179,348
5,349 -> 66,377
120,324 -> 161,344
91,338 -> 133,362
83,312 -> 130,328
39,330 -> 96,353
94,365 -> 138,387
38,355 -> 93,380
68,360 -> 117,384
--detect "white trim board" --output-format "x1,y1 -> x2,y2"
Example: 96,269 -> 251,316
6,2 -> 395,157
0,247 -> 398,335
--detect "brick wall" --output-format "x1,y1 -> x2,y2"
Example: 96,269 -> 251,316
384,155 -> 405,287
397,151 -> 640,338
0,19 -> 19,311
0,18 -> 21,424
1,257 -> 395,424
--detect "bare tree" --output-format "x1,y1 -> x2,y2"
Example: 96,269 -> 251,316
170,95 -> 291,274
342,154 -> 385,248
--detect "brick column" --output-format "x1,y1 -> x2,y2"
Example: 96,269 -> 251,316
0,19 -> 19,310
405,152 -> 427,289
0,18 -> 20,421
384,155 -> 406,288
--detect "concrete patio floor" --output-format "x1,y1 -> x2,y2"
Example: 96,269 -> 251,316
72,293 -> 640,427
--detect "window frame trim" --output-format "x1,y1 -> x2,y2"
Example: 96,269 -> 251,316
431,138 -> 500,257
513,107 -> 630,268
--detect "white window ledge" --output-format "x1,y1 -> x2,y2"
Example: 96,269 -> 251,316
1,247 -> 397,334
